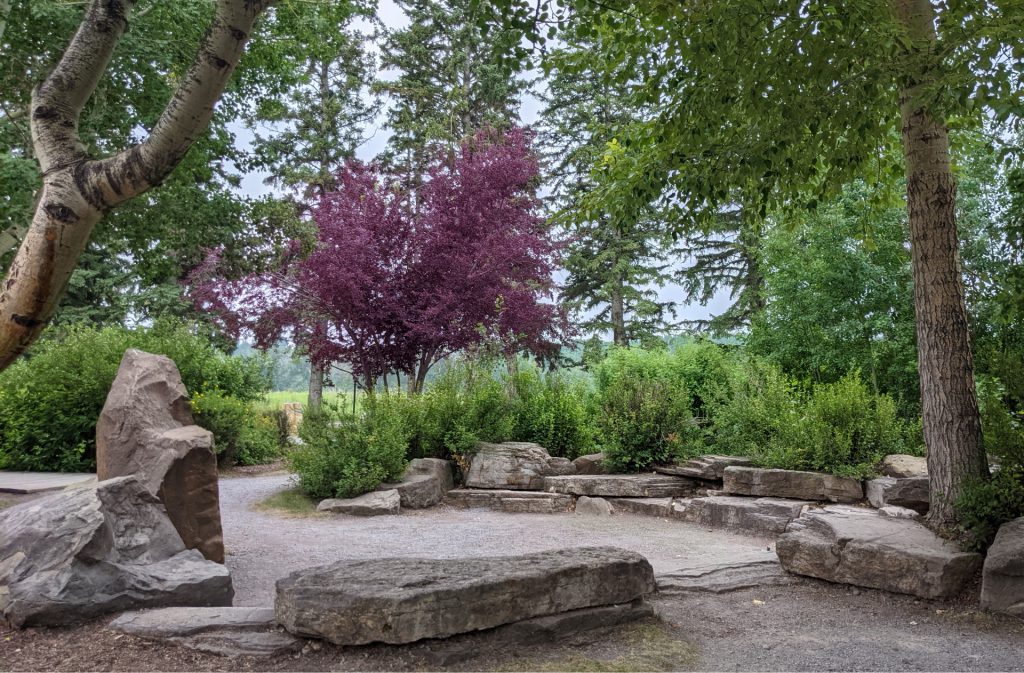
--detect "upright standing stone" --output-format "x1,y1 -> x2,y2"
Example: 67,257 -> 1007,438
980,516 -> 1024,617
96,349 -> 224,563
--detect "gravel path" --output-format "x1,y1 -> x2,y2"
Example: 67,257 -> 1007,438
220,474 -> 776,605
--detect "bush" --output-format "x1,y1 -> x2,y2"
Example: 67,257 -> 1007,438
594,348 -> 695,472
508,365 -> 594,459
957,466 -> 1024,551
290,398 -> 409,499
0,319 -> 269,472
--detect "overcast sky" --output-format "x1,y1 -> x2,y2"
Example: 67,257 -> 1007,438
234,0 -> 732,328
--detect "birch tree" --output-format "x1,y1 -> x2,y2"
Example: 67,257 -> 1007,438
0,0 -> 274,370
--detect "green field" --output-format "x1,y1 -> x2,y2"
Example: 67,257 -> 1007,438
257,390 -> 360,412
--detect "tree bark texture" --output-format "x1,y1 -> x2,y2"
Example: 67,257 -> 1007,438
0,0 -> 273,371
892,0 -> 988,528
307,360 -> 324,411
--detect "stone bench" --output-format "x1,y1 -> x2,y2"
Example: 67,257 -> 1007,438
544,474 -> 697,498
723,466 -> 863,503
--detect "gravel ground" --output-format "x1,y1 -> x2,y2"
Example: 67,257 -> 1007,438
221,474 -> 776,605
3,473 -> 1024,671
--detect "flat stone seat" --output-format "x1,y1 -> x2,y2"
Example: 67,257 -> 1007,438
610,497 -> 674,517
680,496 -> 812,536
723,466 -> 864,503
445,488 -> 573,511
109,607 -> 303,658
544,474 -> 697,498
657,556 -> 797,594
275,546 -> 655,645
654,455 -> 754,481
776,505 -> 982,599
500,497 -> 573,514
0,471 -> 96,494
866,477 -> 929,515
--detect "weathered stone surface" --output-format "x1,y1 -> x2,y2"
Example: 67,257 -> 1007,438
465,442 -> 576,490
572,453 -> 608,475
575,496 -> 613,516
878,505 -> 921,519
499,497 -> 572,514
489,600 -> 653,644
96,349 -> 224,563
0,476 -> 232,627
281,402 -> 303,436
723,466 -> 863,503
657,556 -> 796,594
611,497 -> 673,517
544,474 -> 697,498
681,496 -> 811,537
318,489 -> 400,516
379,458 -> 454,509
110,607 -> 302,658
275,546 -> 656,645
654,455 -> 755,481
866,477 -> 929,515
980,516 -> 1024,617
777,506 -> 982,598
445,489 -> 573,511
880,454 -> 928,478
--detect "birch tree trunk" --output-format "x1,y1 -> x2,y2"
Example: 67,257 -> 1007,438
0,0 -> 273,371
892,0 -> 988,528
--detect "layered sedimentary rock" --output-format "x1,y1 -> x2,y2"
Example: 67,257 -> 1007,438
723,467 -> 863,503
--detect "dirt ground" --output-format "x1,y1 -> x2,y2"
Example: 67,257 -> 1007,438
2,474 -> 1023,672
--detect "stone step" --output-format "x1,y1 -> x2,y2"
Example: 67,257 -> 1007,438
677,495 -> 812,537
654,455 -> 754,481
274,546 -> 656,645
610,497 -> 674,517
776,505 -> 982,599
445,489 -> 573,512
866,477 -> 928,515
723,466 -> 864,503
544,474 -> 698,498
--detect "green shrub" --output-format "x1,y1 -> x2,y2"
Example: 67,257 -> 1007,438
191,391 -> 249,464
508,365 -> 594,459
0,319 -> 269,472
237,413 -> 284,466
956,466 -> 1024,551
291,398 -> 409,499
594,348 -> 695,472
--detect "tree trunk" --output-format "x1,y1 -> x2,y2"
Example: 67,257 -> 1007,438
610,281 -> 627,347
0,0 -> 272,371
892,0 -> 988,528
307,360 -> 324,411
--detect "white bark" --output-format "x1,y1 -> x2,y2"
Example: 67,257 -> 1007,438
0,0 -> 274,370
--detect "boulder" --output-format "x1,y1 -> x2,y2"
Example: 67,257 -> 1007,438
275,546 -> 655,645
880,454 -> 928,478
317,489 -> 400,516
465,442 -> 576,490
0,476 -> 232,627
572,453 -> 608,475
544,474 -> 697,498
654,455 -> 755,481
980,516 -> 1024,617
575,496 -> 613,516
866,477 -> 929,515
96,349 -> 224,563
776,506 -> 981,599
280,403 -> 303,436
681,496 -> 811,537
610,497 -> 673,517
379,458 -> 454,509
109,607 -> 303,658
723,466 -> 863,503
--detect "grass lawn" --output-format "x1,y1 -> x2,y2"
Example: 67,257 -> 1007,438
253,487 -> 321,517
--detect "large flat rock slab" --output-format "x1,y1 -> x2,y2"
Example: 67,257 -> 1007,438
0,476 -> 232,627
980,516 -> 1024,616
109,607 -> 302,658
680,496 -> 811,536
723,466 -> 863,503
776,506 -> 982,598
464,442 -> 575,490
378,458 -> 454,509
544,474 -> 697,498
445,488 -> 574,513
657,556 -> 796,594
0,471 -> 96,494
610,497 -> 674,517
654,455 -> 754,481
318,489 -> 400,516
274,546 -> 655,645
